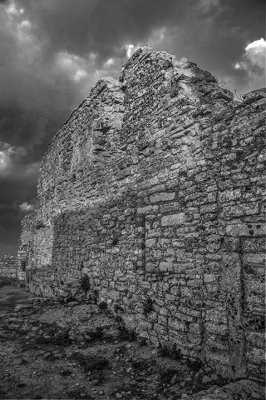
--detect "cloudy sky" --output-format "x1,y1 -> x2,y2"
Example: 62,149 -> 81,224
0,0 -> 265,255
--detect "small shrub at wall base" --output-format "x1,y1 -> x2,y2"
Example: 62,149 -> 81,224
158,343 -> 183,360
143,297 -> 153,316
117,324 -> 137,342
79,274 -> 90,295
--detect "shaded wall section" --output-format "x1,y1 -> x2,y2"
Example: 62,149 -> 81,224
18,214 -> 35,284
19,48 -> 265,380
0,255 -> 18,283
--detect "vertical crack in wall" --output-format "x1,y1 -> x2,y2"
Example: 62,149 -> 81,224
227,237 -> 247,378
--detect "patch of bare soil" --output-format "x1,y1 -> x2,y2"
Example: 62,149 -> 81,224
0,286 -> 264,400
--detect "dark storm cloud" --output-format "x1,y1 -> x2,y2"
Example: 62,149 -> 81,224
0,0 -> 265,254
16,0 -> 265,75
1,0 -> 264,149
0,164 -> 37,254
172,0 -> 265,87
0,207 -> 21,252
17,0 -> 186,62
0,13 -> 83,150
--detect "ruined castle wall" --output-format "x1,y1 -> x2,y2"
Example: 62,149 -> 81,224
0,255 -> 18,282
24,48 -> 265,380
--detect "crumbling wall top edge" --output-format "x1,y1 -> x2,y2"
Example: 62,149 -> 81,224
43,76 -> 122,158
242,88 -> 266,102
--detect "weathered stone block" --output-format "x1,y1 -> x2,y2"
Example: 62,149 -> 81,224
203,274 -> 216,283
145,239 -> 156,248
161,213 -> 185,226
159,261 -> 173,271
150,192 -> 175,203
168,318 -> 186,332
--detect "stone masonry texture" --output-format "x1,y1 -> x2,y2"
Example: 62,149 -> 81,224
0,255 -> 18,281
18,47 -> 265,381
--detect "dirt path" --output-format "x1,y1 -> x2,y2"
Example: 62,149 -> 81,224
0,285 -> 264,400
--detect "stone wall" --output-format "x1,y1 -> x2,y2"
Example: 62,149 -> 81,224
0,255 -> 18,282
19,48 -> 265,380
17,213 -> 35,284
